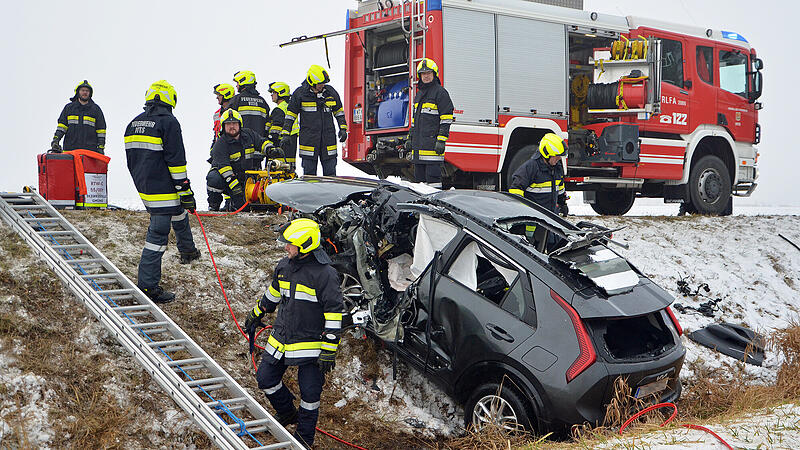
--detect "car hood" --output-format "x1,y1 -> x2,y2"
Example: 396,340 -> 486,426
264,176 -> 402,213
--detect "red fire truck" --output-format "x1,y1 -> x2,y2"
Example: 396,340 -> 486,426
283,0 -> 763,215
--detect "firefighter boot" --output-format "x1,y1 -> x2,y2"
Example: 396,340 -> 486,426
275,408 -> 298,427
141,285 -> 176,304
179,249 -> 201,264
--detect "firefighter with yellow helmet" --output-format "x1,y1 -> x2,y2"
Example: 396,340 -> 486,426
206,108 -> 273,211
230,70 -> 270,167
267,81 -> 299,170
245,218 -> 344,447
404,58 -> 455,188
508,133 -> 568,215
281,65 -> 347,176
124,80 -> 200,303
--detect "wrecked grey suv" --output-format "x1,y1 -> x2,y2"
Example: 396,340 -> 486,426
264,177 -> 685,432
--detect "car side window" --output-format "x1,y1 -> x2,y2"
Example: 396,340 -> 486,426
500,276 -> 525,320
696,45 -> 714,85
661,38 -> 684,88
446,239 -> 520,308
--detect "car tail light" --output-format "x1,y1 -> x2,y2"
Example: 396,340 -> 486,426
550,289 -> 596,383
665,306 -> 683,336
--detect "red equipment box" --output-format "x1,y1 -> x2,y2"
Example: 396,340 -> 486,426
37,152 -> 76,208
74,153 -> 108,208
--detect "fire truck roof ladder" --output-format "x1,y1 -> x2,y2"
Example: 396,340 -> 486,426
0,188 -> 303,450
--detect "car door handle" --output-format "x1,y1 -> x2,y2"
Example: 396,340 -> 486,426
486,323 -> 514,343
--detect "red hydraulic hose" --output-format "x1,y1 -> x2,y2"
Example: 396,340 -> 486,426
196,201 -> 251,217
620,402 -> 733,450
192,211 -> 370,450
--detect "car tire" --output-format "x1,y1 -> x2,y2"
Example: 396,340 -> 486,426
589,189 -> 635,216
688,155 -> 732,215
503,144 -> 537,190
464,382 -> 533,432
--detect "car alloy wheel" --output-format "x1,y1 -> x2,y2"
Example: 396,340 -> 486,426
471,394 -> 521,431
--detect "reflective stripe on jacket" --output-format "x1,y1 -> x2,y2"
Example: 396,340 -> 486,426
230,86 -> 269,139
125,103 -> 188,215
257,250 -> 344,365
267,99 -> 299,163
54,99 -> 107,153
282,81 -> 347,161
509,154 -> 566,214
410,78 -> 454,164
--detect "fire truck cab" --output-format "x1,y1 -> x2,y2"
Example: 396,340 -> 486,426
307,0 -> 763,215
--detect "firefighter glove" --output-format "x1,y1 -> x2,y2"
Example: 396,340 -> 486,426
434,140 -> 446,155
318,349 -> 336,376
50,138 -> 62,153
267,145 -> 285,159
245,306 -> 265,354
558,194 -> 569,217
280,136 -> 291,151
404,137 -> 413,152
176,180 -> 196,213
231,182 -> 243,198
338,129 -> 348,143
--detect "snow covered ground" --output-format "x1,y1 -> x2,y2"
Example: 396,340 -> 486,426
1,205 -> 799,447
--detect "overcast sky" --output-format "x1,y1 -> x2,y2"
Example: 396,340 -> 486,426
1,0 -> 795,208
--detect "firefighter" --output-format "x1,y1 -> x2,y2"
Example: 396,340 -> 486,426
267,81 -> 299,170
211,83 -> 235,145
124,80 -> 200,303
208,83 -> 236,211
245,218 -> 343,448
281,65 -> 347,176
403,58 -> 454,189
206,108 -> 273,211
230,70 -> 270,145
508,133 -> 568,215
51,80 -> 107,154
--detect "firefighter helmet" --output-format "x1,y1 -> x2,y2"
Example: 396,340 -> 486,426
74,79 -> 93,97
220,108 -> 243,126
213,83 -> 235,100
416,58 -> 439,77
145,80 -> 177,108
306,65 -> 330,87
277,218 -> 321,254
268,81 -> 291,98
539,133 -> 565,159
233,70 -> 257,86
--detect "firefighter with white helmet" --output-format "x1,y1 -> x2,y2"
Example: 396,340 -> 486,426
280,65 -> 348,176
404,58 -> 455,188
508,133 -> 568,215
245,218 -> 344,448
124,80 -> 200,303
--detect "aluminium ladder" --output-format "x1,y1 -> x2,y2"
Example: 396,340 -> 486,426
0,188 -> 302,450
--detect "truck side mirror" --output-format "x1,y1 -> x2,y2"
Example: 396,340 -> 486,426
754,58 -> 764,71
749,71 -> 763,103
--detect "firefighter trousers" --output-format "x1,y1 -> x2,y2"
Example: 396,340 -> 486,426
301,154 -> 336,176
257,358 -> 323,447
414,163 -> 442,188
205,170 -> 245,209
137,212 -> 196,289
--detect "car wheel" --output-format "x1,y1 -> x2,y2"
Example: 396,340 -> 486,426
503,144 -> 537,190
590,189 -> 635,216
464,382 -> 532,432
688,155 -> 732,215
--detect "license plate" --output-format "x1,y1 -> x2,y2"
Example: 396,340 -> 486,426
353,107 -> 363,124
634,377 -> 669,399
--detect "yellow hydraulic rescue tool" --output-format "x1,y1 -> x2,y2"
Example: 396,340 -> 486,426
244,160 -> 296,207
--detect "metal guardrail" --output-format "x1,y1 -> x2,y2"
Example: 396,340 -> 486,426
0,188 -> 302,450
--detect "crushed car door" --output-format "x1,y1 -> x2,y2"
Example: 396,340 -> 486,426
409,233 -> 535,385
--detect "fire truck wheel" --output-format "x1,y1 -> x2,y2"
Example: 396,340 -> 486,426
688,155 -> 731,215
590,189 -> 635,216
503,144 -> 537,189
